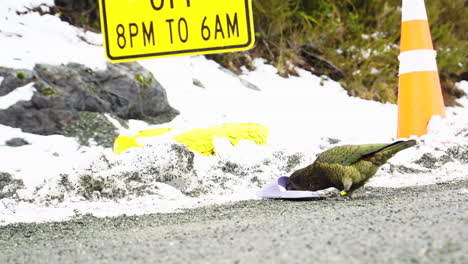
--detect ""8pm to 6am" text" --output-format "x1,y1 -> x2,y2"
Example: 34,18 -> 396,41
115,0 -> 240,49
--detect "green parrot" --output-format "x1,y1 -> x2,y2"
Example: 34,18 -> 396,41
288,140 -> 417,198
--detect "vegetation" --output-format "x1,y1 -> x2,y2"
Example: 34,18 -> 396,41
135,73 -> 152,88
211,0 -> 467,105
55,0 -> 467,105
54,0 -> 100,31
39,87 -> 61,96
16,72 -> 25,80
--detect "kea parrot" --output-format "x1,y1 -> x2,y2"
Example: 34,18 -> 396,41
288,140 -> 417,198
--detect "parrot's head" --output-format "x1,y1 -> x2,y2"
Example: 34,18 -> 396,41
289,164 -> 327,191
288,168 -> 308,190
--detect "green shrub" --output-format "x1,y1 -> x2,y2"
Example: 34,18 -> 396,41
16,72 -> 25,80
210,0 -> 467,105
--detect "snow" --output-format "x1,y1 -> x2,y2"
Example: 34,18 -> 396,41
1,0 -> 53,12
0,83 -> 36,109
0,0 -> 105,70
1,1 -> 467,225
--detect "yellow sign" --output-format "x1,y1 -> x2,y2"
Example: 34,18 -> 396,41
98,0 -> 255,62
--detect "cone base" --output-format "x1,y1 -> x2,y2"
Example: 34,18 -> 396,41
397,71 -> 445,138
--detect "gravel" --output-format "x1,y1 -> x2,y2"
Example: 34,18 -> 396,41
1,180 -> 467,264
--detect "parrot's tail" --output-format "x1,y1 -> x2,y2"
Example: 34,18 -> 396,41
382,139 -> 417,153
365,139 -> 417,165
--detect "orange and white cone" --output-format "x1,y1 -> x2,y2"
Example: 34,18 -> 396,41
397,0 -> 445,138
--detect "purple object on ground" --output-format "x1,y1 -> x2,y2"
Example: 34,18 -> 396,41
257,176 -> 320,199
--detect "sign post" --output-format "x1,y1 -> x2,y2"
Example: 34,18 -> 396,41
98,0 -> 255,62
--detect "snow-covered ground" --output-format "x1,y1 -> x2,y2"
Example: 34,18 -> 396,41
1,1 -> 467,225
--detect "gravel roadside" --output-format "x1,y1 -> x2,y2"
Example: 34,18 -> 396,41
1,180 -> 467,264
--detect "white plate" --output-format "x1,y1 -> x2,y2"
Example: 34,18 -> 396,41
257,176 -> 320,199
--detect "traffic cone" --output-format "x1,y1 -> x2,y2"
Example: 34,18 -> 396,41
397,0 -> 445,138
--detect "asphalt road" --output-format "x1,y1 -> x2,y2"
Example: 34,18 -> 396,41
1,180 -> 467,264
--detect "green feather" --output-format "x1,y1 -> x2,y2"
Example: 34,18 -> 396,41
289,140 -> 417,196
316,140 -> 416,166
316,143 -> 388,166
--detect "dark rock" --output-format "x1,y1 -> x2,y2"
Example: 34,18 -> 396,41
0,62 -> 179,140
58,111 -> 126,148
144,108 -> 181,125
0,68 -> 35,96
96,63 -> 177,119
5,137 -> 30,147
0,105 -> 73,135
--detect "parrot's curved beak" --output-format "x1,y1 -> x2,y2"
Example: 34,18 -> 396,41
285,180 -> 293,190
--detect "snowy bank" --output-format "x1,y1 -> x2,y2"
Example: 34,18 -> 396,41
1,1 -> 467,225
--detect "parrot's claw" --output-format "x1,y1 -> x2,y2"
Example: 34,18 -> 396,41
336,191 -> 353,200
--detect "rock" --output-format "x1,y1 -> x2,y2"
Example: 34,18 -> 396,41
218,66 -> 261,91
0,62 -> 179,141
5,137 -> 30,147
0,68 -> 35,96
327,138 -> 341,145
0,106 -> 72,135
96,63 -> 176,119
192,78 -> 205,88
58,111 -> 125,148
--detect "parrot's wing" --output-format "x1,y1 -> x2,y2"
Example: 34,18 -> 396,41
316,143 -> 391,166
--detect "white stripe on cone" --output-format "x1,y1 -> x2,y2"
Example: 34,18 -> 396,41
402,0 -> 428,22
398,49 -> 438,75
